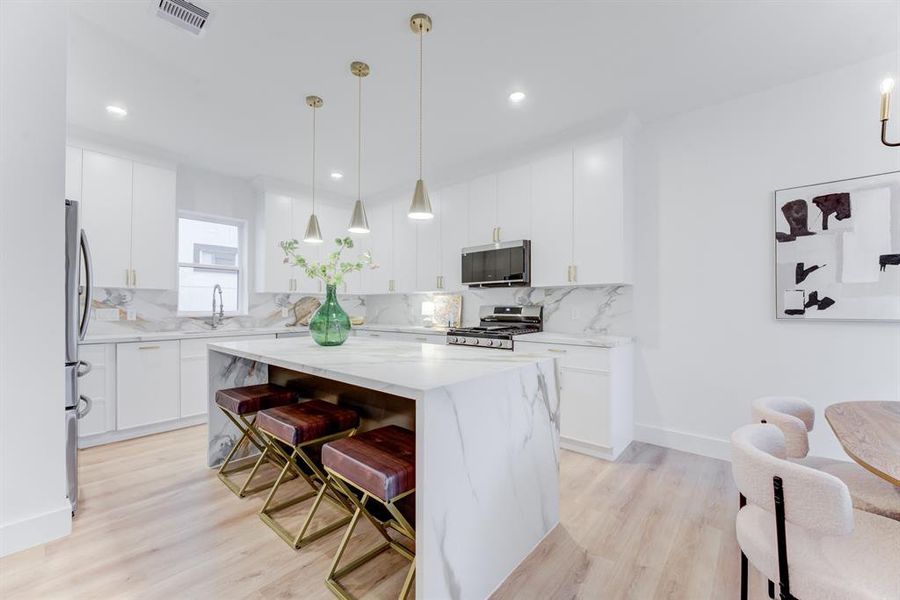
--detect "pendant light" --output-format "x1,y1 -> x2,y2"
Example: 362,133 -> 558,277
304,95 -> 324,243
408,13 -> 434,219
348,61 -> 371,233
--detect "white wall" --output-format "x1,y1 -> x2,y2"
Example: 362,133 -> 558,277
634,53 -> 900,461
0,1 -> 71,555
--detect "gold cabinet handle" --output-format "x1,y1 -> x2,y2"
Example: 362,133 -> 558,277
132,269 -> 137,287
415,336 -> 427,342
138,345 -> 160,350
496,226 -> 501,242
126,269 -> 130,286
571,264 -> 577,283
547,348 -> 568,354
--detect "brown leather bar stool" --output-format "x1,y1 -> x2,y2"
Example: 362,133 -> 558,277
214,383 -> 298,497
256,400 -> 361,549
322,425 -> 416,600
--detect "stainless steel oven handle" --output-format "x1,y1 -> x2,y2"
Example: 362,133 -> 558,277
76,395 -> 93,419
79,229 -> 94,340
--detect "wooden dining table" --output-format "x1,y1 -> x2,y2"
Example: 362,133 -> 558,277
825,401 -> 900,486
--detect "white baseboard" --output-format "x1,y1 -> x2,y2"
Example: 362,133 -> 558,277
0,502 -> 72,558
78,414 -> 207,448
560,436 -> 618,461
633,423 -> 730,461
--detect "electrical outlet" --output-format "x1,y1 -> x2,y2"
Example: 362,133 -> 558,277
126,309 -> 137,321
281,307 -> 290,318
95,307 -> 120,322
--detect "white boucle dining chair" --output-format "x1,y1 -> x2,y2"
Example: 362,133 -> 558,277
731,424 -> 900,600
751,396 -> 900,521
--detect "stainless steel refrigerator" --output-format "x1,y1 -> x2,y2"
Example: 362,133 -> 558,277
65,199 -> 94,514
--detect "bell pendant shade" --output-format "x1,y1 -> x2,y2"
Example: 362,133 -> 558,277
348,199 -> 369,233
303,213 -> 323,244
408,179 -> 434,220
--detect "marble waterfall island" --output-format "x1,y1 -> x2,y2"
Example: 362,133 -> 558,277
207,336 -> 560,599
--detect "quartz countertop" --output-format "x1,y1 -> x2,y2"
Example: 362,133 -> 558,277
516,332 -> 633,348
208,336 -> 555,398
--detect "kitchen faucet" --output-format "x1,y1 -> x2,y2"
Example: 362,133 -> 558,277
211,284 -> 224,329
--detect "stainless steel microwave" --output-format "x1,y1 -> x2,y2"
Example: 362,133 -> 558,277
461,240 -> 531,287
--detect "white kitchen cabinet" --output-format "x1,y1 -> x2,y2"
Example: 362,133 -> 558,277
77,343 -> 116,441
467,174 -> 498,245
573,138 -> 630,284
391,198 -> 417,293
415,188 -> 442,292
65,146 -> 83,202
179,334 -> 275,418
117,340 -> 180,430
78,148 -> 177,290
258,193 -> 295,293
496,164 -> 532,242
439,183 -> 469,291
81,150 -> 134,288
516,340 -> 632,460
131,162 -> 176,290
360,202 -> 392,294
530,151 -> 574,287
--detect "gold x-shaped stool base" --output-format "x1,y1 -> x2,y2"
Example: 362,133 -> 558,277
324,468 -> 416,600
258,428 -> 358,550
216,409 -> 297,498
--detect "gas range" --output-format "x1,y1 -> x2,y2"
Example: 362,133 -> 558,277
447,306 -> 542,350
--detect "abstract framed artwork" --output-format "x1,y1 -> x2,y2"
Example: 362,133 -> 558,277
774,171 -> 900,321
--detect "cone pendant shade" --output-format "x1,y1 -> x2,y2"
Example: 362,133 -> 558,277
303,213 -> 323,243
408,179 -> 433,220
348,199 -> 369,233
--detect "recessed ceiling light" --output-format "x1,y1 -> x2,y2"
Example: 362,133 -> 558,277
508,91 -> 526,104
330,171 -> 344,180
105,105 -> 128,117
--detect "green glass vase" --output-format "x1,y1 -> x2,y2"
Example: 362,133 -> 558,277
309,284 -> 351,346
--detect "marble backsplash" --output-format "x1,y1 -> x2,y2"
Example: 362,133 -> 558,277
87,284 -> 632,337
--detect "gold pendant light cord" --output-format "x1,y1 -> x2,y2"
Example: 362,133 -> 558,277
358,73 -> 362,202
418,26 -> 423,181
312,103 -> 317,214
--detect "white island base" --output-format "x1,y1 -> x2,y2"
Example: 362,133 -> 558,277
206,337 -> 560,600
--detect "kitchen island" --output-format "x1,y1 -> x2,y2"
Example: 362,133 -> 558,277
206,336 -> 560,600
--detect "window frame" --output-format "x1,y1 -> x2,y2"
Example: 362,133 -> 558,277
176,211 -> 247,318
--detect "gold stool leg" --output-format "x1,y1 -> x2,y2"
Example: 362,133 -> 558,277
257,430 -> 355,550
217,410 -> 296,498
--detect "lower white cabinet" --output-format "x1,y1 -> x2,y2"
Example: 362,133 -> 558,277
77,344 -> 116,438
180,334 -> 275,418
116,340 -> 181,430
515,340 -> 633,460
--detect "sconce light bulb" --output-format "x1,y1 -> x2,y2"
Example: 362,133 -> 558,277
882,77 -> 895,95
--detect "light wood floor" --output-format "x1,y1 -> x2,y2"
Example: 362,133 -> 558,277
0,426 -> 766,599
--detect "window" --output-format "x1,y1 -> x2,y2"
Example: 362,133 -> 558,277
177,215 -> 243,314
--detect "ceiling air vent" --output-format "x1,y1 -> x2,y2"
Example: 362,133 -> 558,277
156,0 -> 209,35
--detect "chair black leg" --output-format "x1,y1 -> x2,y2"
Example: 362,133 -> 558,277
739,493 -> 748,600
768,579 -> 775,599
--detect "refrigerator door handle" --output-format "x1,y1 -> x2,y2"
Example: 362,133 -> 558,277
76,395 -> 93,420
76,359 -> 92,378
79,229 -> 93,341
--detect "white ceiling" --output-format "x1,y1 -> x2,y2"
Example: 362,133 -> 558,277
67,1 -> 897,201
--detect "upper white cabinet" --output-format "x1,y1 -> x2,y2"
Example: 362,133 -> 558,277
496,164 -> 532,242
130,163 -> 177,290
258,193 -> 294,294
573,138 -> 630,284
81,151 -> 134,289
391,197 -> 417,294
438,183 -> 469,291
530,151 -> 574,288
415,189 -> 442,292
467,174 -> 497,245
76,148 -> 176,289
359,202 -> 392,294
